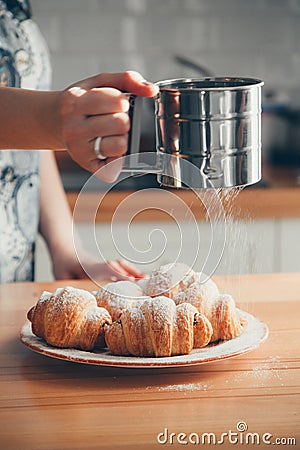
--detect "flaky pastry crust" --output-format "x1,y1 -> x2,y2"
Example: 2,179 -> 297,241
105,296 -> 212,357
27,287 -> 111,351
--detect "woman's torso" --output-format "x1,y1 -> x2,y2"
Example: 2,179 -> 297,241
0,0 -> 51,282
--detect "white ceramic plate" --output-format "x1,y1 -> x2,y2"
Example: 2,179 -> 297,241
20,310 -> 268,369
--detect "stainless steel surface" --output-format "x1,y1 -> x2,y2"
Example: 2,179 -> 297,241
124,77 -> 264,189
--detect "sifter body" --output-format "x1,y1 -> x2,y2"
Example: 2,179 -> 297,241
124,77 -> 264,189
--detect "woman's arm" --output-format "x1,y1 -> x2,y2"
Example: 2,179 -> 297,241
0,87 -> 62,150
0,71 -> 158,181
39,151 -> 144,281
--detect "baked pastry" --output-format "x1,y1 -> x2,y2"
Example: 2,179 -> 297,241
144,262 -> 195,298
173,277 -> 219,316
174,283 -> 245,342
95,280 -> 148,321
208,294 -> 246,342
136,278 -> 148,294
177,270 -> 219,293
27,287 -> 111,351
105,296 -> 213,357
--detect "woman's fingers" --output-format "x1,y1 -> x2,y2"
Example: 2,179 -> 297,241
90,157 -> 124,183
61,97 -> 130,174
90,134 -> 128,158
62,133 -> 126,181
74,70 -> 159,97
106,259 -> 146,280
60,71 -> 158,181
62,113 -> 130,142
67,87 -> 130,116
116,259 -> 146,279
87,112 -> 130,138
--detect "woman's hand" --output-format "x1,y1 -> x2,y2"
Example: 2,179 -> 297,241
52,246 -> 146,282
0,70 -> 157,181
59,71 -> 158,182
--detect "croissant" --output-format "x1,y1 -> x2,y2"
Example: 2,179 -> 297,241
208,294 -> 246,342
105,296 -> 213,357
173,278 -> 219,316
27,286 -> 112,351
177,271 -> 220,295
95,280 -> 148,321
144,262 -> 195,298
174,283 -> 245,342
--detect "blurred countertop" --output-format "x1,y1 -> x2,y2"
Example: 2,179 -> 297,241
56,153 -> 300,222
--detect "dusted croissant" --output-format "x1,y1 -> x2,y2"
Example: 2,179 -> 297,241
95,280 -> 148,321
177,271 -> 220,296
144,262 -> 195,298
174,283 -> 245,342
209,294 -> 246,342
105,296 -> 213,357
173,278 -> 219,317
27,287 -> 112,351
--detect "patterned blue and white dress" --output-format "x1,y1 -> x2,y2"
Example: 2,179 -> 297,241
0,0 -> 51,282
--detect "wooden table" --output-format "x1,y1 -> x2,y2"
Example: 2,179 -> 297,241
0,274 -> 299,450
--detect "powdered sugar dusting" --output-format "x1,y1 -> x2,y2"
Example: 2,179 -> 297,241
34,287 -> 98,323
85,306 -> 110,322
145,262 -> 193,296
145,269 -> 172,296
233,356 -> 288,387
142,296 -> 175,325
121,305 -> 144,330
173,278 -> 219,314
156,382 -> 211,392
46,287 -> 97,315
95,281 -> 150,321
39,291 -> 52,302
53,286 -> 95,303
136,278 -> 148,294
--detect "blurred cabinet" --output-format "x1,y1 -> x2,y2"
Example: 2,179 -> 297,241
278,218 -> 300,273
75,220 -> 276,276
35,218 -> 300,282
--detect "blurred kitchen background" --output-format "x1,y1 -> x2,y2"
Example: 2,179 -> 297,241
30,0 -> 300,282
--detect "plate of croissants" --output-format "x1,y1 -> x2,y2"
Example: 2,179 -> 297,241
20,263 -> 268,368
